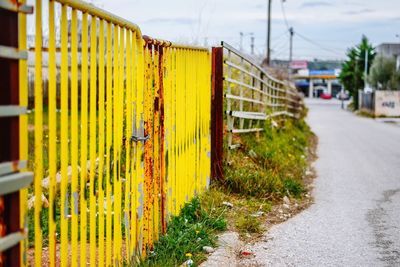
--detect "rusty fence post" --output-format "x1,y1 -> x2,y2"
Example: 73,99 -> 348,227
0,7 -> 21,267
211,47 -> 224,181
0,4 -> 32,266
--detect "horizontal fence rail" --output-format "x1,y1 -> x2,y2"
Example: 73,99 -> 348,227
221,42 -> 303,150
20,1 -> 211,266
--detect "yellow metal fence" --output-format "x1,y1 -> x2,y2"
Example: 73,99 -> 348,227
22,0 -> 211,265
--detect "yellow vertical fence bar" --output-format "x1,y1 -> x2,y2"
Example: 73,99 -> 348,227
18,0 -> 28,265
153,45 -> 160,242
117,25 -> 125,262
135,36 -> 145,256
98,18 -> 105,267
129,30 -> 137,258
60,5 -> 69,267
184,49 -> 189,204
179,48 -> 184,210
175,48 -> 181,211
163,46 -> 170,221
188,49 -> 192,199
171,48 -> 177,216
196,50 -> 200,194
70,7 -> 79,267
143,42 -> 153,253
125,29 -> 132,260
48,1 -> 56,266
34,0 -> 43,266
177,48 -> 182,211
167,48 -> 173,217
160,46 -> 167,233
165,46 -> 172,219
198,51 -> 203,191
80,12 -> 89,267
105,21 -> 113,267
206,51 -> 212,189
112,24 -> 120,264
89,14 -> 98,267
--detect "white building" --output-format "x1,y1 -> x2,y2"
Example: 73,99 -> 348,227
376,43 -> 400,70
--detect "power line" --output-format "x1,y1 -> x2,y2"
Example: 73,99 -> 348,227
273,42 -> 290,57
279,1 -> 345,60
295,31 -> 344,57
280,0 -> 290,31
272,29 -> 289,41
271,35 -> 289,51
280,0 -> 293,68
273,36 -> 290,50
271,31 -> 289,47
273,46 -> 289,58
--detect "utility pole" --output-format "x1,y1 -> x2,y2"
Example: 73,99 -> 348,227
364,49 -> 368,77
251,35 -> 255,55
266,0 -> 272,65
289,27 -> 294,63
239,32 -> 244,51
397,35 -> 400,70
363,49 -> 370,93
288,27 -> 294,78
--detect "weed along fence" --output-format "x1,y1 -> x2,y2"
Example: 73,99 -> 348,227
5,0 -> 211,266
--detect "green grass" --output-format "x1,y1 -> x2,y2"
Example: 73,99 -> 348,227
223,118 -> 313,199
235,215 -> 263,235
138,197 -> 227,267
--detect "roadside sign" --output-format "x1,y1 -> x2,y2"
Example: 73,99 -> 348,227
290,60 -> 308,69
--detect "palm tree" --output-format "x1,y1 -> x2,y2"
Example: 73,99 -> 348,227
339,35 -> 375,109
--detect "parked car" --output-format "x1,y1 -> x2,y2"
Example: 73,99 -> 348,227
320,92 -> 332,100
336,91 -> 350,100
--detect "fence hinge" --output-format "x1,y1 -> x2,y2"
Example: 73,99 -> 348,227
130,134 -> 150,143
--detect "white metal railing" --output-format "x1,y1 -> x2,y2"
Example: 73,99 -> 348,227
222,41 -> 303,150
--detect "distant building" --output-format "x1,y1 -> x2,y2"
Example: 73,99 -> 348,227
376,43 -> 400,70
290,59 -> 343,98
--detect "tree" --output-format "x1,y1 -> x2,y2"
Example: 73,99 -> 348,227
339,35 -> 375,109
368,56 -> 400,90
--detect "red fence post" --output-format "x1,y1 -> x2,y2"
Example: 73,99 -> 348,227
211,47 -> 224,181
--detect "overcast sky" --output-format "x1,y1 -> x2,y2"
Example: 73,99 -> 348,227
91,0 -> 400,60
29,0 -> 400,61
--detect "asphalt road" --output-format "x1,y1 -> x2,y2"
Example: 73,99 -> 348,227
240,99 -> 400,267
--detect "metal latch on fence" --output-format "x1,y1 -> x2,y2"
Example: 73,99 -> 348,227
130,134 -> 151,143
